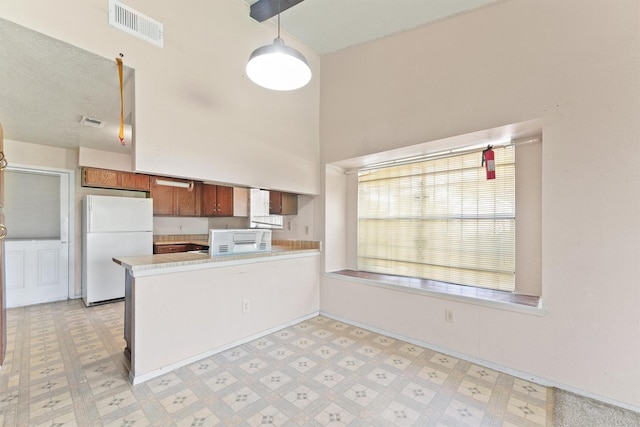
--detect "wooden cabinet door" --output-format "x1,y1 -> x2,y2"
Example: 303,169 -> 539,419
82,167 -> 120,188
269,191 -> 297,215
150,181 -> 176,215
120,172 -> 150,191
280,193 -> 298,215
154,244 -> 189,254
216,186 -> 234,216
269,191 -> 282,214
201,184 -> 218,216
176,183 -> 201,216
82,167 -> 149,191
201,185 -> 233,216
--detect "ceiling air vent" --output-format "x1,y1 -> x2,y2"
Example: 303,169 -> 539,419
108,0 -> 164,47
80,116 -> 105,128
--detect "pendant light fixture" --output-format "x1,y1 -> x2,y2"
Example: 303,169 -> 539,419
246,2 -> 311,91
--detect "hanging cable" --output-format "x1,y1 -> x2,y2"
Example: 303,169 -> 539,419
116,54 -> 125,146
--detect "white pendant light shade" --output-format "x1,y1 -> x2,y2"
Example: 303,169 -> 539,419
246,37 -> 311,91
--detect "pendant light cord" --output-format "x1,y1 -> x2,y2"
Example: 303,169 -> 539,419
277,0 -> 281,38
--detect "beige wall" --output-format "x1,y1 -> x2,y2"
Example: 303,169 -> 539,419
4,0 -> 639,412
4,140 -> 148,297
320,0 -> 640,410
132,254 -> 320,381
0,0 -> 320,195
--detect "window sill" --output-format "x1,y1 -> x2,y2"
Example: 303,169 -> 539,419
325,270 -> 546,316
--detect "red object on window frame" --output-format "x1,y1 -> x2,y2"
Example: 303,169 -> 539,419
482,146 -> 496,180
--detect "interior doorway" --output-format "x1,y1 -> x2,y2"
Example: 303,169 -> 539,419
4,166 -> 74,307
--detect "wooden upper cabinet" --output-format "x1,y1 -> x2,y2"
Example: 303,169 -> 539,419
201,184 -> 218,216
176,182 -> 201,216
201,184 -> 234,217
269,191 -> 298,215
83,168 -> 119,188
81,167 -> 149,191
216,186 -> 234,216
150,177 -> 200,216
120,172 -> 150,191
149,179 -> 176,215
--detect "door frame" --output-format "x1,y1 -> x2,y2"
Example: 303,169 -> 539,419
6,163 -> 75,299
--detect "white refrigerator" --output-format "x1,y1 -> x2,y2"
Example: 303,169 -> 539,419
82,195 -> 153,306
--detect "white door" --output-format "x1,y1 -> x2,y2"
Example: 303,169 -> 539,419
5,168 -> 71,308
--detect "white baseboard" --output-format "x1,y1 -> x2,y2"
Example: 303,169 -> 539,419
130,310 -> 320,385
319,311 -> 640,414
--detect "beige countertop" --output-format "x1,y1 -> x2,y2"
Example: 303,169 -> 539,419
113,244 -> 320,275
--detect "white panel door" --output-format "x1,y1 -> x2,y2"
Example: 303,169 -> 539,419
4,168 -> 72,307
5,240 -> 69,308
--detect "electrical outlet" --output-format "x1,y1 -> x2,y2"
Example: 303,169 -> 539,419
305,225 -> 309,235
445,309 -> 455,323
288,221 -> 292,230
242,300 -> 250,313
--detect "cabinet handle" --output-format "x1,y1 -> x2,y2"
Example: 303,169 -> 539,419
0,224 -> 7,239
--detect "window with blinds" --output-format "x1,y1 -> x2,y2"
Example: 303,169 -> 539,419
357,146 -> 516,292
4,170 -> 61,239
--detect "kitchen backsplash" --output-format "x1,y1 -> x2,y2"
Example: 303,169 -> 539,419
153,216 -> 250,235
153,216 -> 208,235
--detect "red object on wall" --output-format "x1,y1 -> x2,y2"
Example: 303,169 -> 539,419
482,146 -> 496,180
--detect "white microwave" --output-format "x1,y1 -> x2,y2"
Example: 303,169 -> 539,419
208,229 -> 272,256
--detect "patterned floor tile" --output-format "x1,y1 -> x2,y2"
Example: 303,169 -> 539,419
418,366 -> 450,386
344,383 -> 380,407
284,385 -> 320,409
267,346 -> 295,360
103,409 -> 152,427
174,407 -> 220,427
401,381 -> 436,406
204,372 -> 239,392
507,396 -> 548,425
222,386 -> 261,411
313,369 -> 346,388
95,389 -> 138,417
314,402 -> 356,426
259,370 -> 292,390
187,358 -> 219,377
457,379 -> 493,404
383,354 -> 412,371
1,299 -> 553,426
28,391 -> 74,420
246,404 -> 288,427
159,387 -> 200,414
443,399 -> 486,427
381,400 -> 421,426
335,356 -> 365,372
365,367 -> 397,387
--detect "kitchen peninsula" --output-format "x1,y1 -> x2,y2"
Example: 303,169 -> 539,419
113,240 -> 320,384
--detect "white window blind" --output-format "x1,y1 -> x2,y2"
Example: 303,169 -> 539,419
357,146 -> 516,292
4,170 -> 61,239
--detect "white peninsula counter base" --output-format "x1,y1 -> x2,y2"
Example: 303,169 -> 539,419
113,247 -> 320,384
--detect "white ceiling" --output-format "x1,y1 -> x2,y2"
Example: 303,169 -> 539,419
0,0 -> 500,154
0,17 -> 134,154
247,0 -> 502,54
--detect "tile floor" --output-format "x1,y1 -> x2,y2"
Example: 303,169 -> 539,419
0,299 -> 553,426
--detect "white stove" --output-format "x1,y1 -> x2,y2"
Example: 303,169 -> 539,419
207,229 -> 272,256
